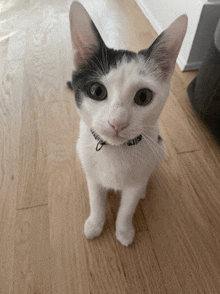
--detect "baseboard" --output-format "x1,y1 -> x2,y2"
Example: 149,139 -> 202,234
182,61 -> 202,71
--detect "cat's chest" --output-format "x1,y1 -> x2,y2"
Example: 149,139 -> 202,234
77,134 -> 163,190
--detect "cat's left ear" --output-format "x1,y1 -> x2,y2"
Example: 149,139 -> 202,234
69,1 -> 105,69
139,15 -> 188,78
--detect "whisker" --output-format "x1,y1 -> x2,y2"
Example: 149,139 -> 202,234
142,136 -> 162,164
142,123 -> 170,131
91,53 -> 105,74
142,128 -> 159,135
130,145 -> 143,160
141,134 -> 165,163
142,132 -> 165,153
142,124 -> 159,128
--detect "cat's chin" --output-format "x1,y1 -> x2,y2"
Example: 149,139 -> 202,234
110,132 -> 140,146
107,136 -> 128,146
99,132 -> 128,146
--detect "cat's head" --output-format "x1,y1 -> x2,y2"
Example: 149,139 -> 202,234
69,2 -> 187,146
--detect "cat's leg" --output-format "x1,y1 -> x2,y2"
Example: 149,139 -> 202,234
84,177 -> 107,239
116,184 -> 147,246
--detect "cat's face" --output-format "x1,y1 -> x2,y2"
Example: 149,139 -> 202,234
72,51 -> 171,146
69,2 -> 187,146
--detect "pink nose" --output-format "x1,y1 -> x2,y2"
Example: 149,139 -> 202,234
109,121 -> 129,133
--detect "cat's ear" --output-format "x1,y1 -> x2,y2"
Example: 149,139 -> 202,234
69,1 -> 105,69
139,15 -> 188,78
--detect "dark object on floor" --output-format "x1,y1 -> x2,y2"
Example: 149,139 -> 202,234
187,19 -> 220,144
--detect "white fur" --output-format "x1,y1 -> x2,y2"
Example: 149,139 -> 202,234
76,57 -> 168,246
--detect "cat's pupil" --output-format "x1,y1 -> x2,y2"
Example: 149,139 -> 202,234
140,92 -> 147,102
95,87 -> 102,96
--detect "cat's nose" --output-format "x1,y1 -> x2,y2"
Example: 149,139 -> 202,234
108,121 -> 129,133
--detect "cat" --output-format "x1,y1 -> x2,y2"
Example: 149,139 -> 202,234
68,1 -> 187,246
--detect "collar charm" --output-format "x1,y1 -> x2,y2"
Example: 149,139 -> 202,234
96,141 -> 107,151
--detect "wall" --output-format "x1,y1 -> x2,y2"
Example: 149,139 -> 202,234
135,0 -> 220,70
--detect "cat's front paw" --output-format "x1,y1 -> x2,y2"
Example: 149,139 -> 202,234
84,217 -> 105,239
116,224 -> 135,246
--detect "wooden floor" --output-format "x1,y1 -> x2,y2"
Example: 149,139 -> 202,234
1,0 -> 220,293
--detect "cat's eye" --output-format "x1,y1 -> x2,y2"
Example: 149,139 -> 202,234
134,88 -> 153,106
89,83 -> 107,101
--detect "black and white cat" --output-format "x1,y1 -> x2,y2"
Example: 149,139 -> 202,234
68,1 -> 187,246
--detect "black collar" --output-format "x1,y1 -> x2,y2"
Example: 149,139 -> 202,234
90,129 -> 143,151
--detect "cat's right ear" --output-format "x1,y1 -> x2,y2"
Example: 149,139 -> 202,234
139,15 -> 187,79
69,1 -> 104,69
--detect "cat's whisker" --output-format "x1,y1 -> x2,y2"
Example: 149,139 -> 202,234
141,128 -> 159,135
141,132 -> 164,153
85,58 -> 104,76
76,66 -> 99,76
141,135 -> 165,161
142,136 -> 162,164
85,70 -> 102,77
143,123 -> 170,131
142,132 -> 165,153
82,46 -> 104,74
142,124 -> 159,128
130,145 -> 142,160
88,66 -> 103,77
91,53 -> 106,74
131,147 -> 139,160
72,74 -> 100,86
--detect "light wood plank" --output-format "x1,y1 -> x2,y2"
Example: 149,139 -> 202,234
16,3 -> 72,209
115,231 -> 167,294
83,232 -> 129,294
48,151 -> 91,294
0,58 -> 23,294
13,205 -> 52,294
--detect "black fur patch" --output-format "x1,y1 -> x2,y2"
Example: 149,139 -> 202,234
69,21 -> 137,108
138,32 -> 164,60
71,46 -> 136,108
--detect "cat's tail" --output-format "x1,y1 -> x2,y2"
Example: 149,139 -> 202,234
67,81 -> 73,90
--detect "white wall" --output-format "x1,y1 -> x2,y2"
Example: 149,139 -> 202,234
135,0 -> 220,70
